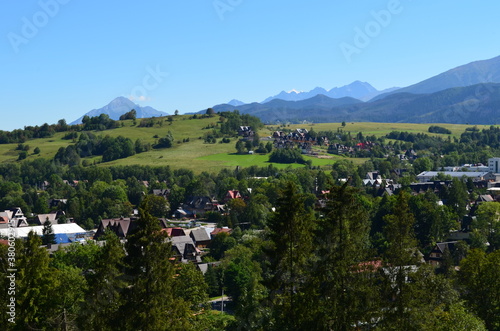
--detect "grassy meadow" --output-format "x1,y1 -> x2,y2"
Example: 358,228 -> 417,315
0,116 -> 488,173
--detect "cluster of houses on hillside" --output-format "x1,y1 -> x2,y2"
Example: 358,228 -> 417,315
272,129 -> 329,154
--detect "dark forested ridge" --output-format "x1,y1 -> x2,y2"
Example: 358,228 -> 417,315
206,83 -> 500,125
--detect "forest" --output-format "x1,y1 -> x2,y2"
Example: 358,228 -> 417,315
0,152 -> 499,330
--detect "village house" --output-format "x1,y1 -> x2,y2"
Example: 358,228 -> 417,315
152,188 -> 170,200
189,227 -> 212,248
95,217 -> 174,240
211,227 -> 232,238
223,190 -> 242,204
0,207 -> 28,228
238,126 -> 254,139
182,196 -> 219,217
94,217 -> 139,239
170,235 -> 201,263
35,211 -> 67,225
164,227 -> 186,237
427,241 -> 459,267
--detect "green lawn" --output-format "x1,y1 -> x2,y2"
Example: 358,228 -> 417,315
199,152 -> 367,170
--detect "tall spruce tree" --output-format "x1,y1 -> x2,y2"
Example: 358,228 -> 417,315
120,198 -> 191,330
15,231 -> 53,329
265,181 -> 315,330
79,230 -> 125,330
380,191 -> 421,330
310,182 -> 375,330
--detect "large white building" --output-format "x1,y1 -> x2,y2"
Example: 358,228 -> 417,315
489,158 -> 500,173
416,171 -> 490,183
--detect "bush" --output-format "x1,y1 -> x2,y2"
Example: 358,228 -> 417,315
155,132 -> 174,149
428,125 -> 452,134
269,148 -> 305,164
18,151 -> 27,160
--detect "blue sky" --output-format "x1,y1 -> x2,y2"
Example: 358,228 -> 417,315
1,1 -> 500,131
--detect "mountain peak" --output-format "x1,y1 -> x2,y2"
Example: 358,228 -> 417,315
70,97 -> 169,124
227,99 -> 245,107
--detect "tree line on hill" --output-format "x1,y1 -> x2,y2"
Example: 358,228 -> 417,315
0,115 -> 119,144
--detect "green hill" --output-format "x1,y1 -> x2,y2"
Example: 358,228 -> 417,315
0,116 -> 485,173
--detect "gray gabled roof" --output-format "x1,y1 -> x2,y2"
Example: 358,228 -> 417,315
190,228 -> 211,242
171,235 -> 197,256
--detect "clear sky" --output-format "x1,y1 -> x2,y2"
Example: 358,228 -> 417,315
1,1 -> 500,131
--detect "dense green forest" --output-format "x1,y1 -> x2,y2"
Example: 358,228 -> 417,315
0,153 -> 499,329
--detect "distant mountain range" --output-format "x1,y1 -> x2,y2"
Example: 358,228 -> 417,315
206,55 -> 500,124
260,81 -> 399,103
70,97 -> 168,124
210,83 -> 500,124
73,55 -> 500,126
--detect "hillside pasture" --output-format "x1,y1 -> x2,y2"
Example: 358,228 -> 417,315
0,118 -> 491,172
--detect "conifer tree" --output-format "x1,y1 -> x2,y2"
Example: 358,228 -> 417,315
380,191 -> 421,330
16,231 -> 53,329
79,230 -> 125,330
120,198 -> 191,330
265,181 -> 315,330
42,219 -> 56,245
310,182 -> 375,330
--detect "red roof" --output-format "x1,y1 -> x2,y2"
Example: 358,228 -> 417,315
163,227 -> 186,237
226,190 -> 241,200
355,260 -> 383,273
0,239 -> 8,246
211,228 -> 232,236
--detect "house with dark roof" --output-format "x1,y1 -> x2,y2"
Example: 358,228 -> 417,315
36,213 -> 58,226
0,208 -> 28,228
197,261 -> 221,275
182,196 -> 218,216
427,241 -> 458,267
153,189 -> 170,200
94,218 -> 138,239
48,199 -> 68,209
170,235 -> 201,263
190,228 -> 212,248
